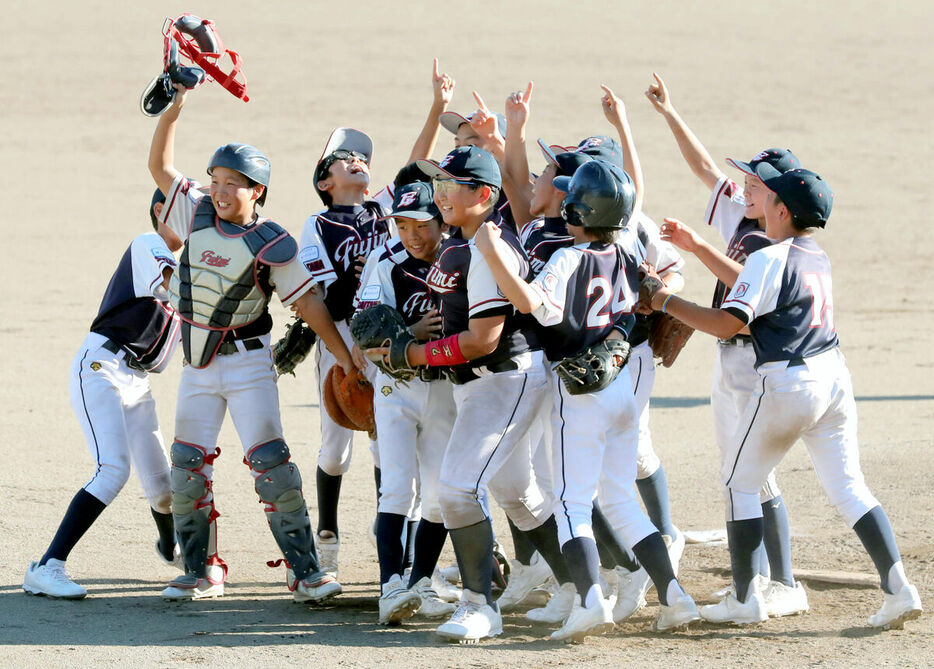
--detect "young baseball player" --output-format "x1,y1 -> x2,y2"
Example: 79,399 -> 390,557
644,166 -> 923,629
350,182 -> 460,625
148,84 -> 353,603
300,60 -> 455,577
23,191 -> 185,599
475,160 -> 700,642
646,72 -> 806,616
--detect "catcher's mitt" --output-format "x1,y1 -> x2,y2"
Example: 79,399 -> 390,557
553,338 -> 632,395
648,313 -> 694,368
349,305 -> 417,382
273,317 -> 317,376
331,365 -> 375,434
323,366 -> 357,431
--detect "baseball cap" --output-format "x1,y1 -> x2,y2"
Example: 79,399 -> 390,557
755,164 -> 833,228
727,148 -> 800,176
417,146 -> 502,189
537,138 -> 586,173
379,182 -> 441,221
576,135 -> 624,167
150,187 -> 166,230
439,111 -> 508,139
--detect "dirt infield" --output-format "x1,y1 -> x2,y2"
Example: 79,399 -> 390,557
2,1 -> 932,666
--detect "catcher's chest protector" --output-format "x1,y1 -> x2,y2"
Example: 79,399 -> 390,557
169,198 -> 296,367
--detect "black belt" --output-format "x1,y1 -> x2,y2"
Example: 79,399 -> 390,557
416,367 -> 443,382
446,358 -> 520,385
719,334 -> 753,347
787,357 -> 807,368
216,338 -> 265,356
101,339 -> 144,371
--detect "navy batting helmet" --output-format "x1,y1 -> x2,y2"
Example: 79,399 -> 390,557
554,160 -> 636,229
207,143 -> 271,205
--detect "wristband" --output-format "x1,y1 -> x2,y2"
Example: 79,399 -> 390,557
661,294 -> 674,314
425,334 -> 468,367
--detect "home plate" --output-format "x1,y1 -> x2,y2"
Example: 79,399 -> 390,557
683,529 -> 727,545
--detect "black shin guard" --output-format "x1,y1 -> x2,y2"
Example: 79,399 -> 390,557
450,519 -> 495,605
726,518 -> 764,602
409,519 -> 448,587
853,505 -> 901,593
519,515 -> 572,584
41,489 -> 107,565
316,467 -> 342,538
632,532 -> 677,606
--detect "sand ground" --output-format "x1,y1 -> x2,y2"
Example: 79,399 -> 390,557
2,1 -> 933,666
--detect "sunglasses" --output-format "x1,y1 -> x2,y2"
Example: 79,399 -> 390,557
330,149 -> 368,163
431,177 -> 477,195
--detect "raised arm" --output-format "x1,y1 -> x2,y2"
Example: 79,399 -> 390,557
148,83 -> 186,196
502,82 -> 534,229
601,84 -> 644,213
407,59 -> 455,163
661,218 -> 743,287
645,73 -> 724,191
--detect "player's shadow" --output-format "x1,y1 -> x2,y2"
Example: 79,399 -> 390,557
651,394 -> 934,409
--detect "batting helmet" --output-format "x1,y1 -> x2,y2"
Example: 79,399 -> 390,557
554,160 -> 636,229
207,143 -> 270,205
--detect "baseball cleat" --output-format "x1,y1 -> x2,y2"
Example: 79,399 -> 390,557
868,584 -> 923,630
527,581 -> 576,624
432,568 -> 462,603
496,553 -> 553,611
23,560 -> 87,600
291,570 -> 342,604
663,528 -> 686,578
710,573 -> 768,600
613,565 -> 651,622
655,593 -> 701,632
316,530 -> 340,579
155,540 -> 185,571
162,564 -> 226,601
410,576 -> 456,618
439,564 -> 461,584
436,589 -> 502,643
550,596 -> 615,643
762,580 -> 809,617
379,574 -> 421,625
699,583 -> 768,625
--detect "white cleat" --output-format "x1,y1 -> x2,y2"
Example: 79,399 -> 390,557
379,574 -> 421,625
613,566 -> 651,622
162,563 -> 226,601
23,560 -> 87,600
155,540 -> 184,571
700,582 -> 768,625
663,529 -> 686,577
655,593 -> 701,631
868,584 -> 923,630
432,567 -> 462,603
290,569 -> 342,604
411,576 -> 456,618
550,596 -> 615,643
527,581 -> 576,623
762,580 -> 809,617
316,531 -> 340,579
439,564 -> 461,584
496,553 -> 553,611
436,589 -> 503,644
710,573 -> 768,600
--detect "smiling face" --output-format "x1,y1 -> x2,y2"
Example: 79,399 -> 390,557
432,179 -> 491,236
209,166 -> 263,225
320,153 -> 370,191
742,174 -> 768,223
454,122 -> 482,148
395,217 -> 443,262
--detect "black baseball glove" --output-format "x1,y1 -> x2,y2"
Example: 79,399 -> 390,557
553,338 -> 632,395
273,317 -> 317,376
349,305 -> 417,382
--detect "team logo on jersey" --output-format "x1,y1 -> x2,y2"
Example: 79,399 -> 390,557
381,385 -> 392,396
426,265 -> 461,294
733,282 -> 749,298
200,250 -> 230,267
402,292 -> 432,319
397,191 -> 419,207
90,362 -> 101,371
335,233 -> 386,271
543,272 -> 558,292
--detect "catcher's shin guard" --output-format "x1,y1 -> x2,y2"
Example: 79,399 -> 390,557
170,442 -> 220,577
247,440 -> 319,581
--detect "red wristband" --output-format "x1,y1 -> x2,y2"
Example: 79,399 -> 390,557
425,334 -> 468,367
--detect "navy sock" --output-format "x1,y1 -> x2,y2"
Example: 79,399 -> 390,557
508,516 -> 536,565
726,518 -> 764,602
561,537 -> 601,602
375,512 -> 407,585
401,519 -> 418,571
753,539 -> 769,579
592,502 -> 641,571
408,519 -> 447,587
631,532 -> 677,606
450,519 -> 495,605
762,496 -> 794,586
373,466 -> 381,505
41,489 -> 107,565
519,515 -> 572,584
636,467 -> 677,537
853,505 -> 901,594
316,467 -> 341,538
151,507 -> 176,561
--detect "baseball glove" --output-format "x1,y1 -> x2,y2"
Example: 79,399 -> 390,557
323,366 -> 357,431
349,305 -> 417,382
648,313 -> 694,368
553,338 -> 632,395
638,262 -> 665,311
330,365 -> 376,434
273,317 -> 317,376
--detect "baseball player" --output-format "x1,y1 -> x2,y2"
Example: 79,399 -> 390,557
646,72 -> 805,616
149,84 -> 353,602
351,182 -> 460,625
300,60 -> 455,577
475,159 -> 701,641
23,190 -> 184,599
644,166 -> 923,629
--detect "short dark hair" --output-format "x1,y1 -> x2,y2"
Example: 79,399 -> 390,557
773,193 -> 817,232
468,183 -> 500,215
590,227 -> 618,244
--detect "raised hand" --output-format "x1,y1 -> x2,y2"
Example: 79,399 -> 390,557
473,220 -> 502,255
432,58 -> 455,106
600,84 -> 625,128
660,217 -> 702,253
645,72 -> 672,114
505,81 -> 534,128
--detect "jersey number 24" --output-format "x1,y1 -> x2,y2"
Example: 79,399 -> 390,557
586,277 -> 630,328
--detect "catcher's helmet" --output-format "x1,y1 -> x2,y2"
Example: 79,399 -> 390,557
554,160 -> 635,230
208,143 -> 270,205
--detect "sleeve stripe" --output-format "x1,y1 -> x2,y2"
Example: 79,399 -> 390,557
281,276 -> 314,303
706,178 -> 730,226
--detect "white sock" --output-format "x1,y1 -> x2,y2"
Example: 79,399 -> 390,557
665,580 -> 685,606
887,561 -> 909,593
584,584 -> 604,609
45,558 -> 66,569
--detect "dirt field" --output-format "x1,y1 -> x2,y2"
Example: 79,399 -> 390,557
2,1 -> 932,666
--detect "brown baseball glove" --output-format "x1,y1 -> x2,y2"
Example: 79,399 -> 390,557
648,313 -> 694,368
327,365 -> 376,436
323,366 -> 358,431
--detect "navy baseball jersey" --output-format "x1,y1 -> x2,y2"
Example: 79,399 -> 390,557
427,226 -> 540,369
520,216 -> 574,277
721,237 -> 839,366
90,232 -> 180,371
355,239 -> 437,327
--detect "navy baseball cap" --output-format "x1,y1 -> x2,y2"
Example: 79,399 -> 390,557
727,148 -> 800,176
755,164 -> 833,228
439,111 -> 508,139
417,146 -> 502,189
537,138 -> 591,177
576,135 -> 624,167
150,187 -> 166,230
379,182 -> 441,222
